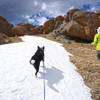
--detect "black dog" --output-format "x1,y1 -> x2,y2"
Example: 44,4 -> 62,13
30,46 -> 45,77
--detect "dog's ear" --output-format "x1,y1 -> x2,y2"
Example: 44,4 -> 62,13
43,46 -> 45,50
37,46 -> 40,50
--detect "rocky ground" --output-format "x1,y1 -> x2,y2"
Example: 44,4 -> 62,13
64,40 -> 100,100
35,34 -> 100,100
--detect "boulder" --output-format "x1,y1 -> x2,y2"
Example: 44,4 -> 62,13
12,23 -> 36,36
64,8 -> 81,22
66,20 -> 86,39
0,33 -> 10,44
43,16 -> 64,34
12,26 -> 28,36
59,9 -> 100,41
96,10 -> 100,16
72,10 -> 91,26
43,18 -> 55,34
54,16 -> 64,29
31,26 -> 44,35
72,10 -> 100,40
96,10 -> 100,24
0,16 -> 13,36
48,21 -> 67,37
12,23 -> 44,36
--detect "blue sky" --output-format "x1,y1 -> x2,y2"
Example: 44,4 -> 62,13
0,0 -> 100,26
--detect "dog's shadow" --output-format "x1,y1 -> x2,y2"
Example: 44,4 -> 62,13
39,66 -> 64,93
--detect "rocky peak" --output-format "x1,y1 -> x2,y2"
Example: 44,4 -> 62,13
0,16 -> 13,36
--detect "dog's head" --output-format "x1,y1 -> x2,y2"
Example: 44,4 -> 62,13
37,46 -> 45,55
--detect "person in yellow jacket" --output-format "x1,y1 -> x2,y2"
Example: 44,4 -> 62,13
91,27 -> 100,63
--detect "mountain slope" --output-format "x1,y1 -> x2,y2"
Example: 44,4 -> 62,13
0,36 -> 92,100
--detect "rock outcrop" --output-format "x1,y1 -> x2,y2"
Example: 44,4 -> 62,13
12,23 -> 44,36
64,11 -> 99,40
96,10 -> 100,16
66,20 -> 86,39
0,16 -> 13,36
0,33 -> 10,44
32,25 -> 44,35
48,9 -> 100,41
64,8 -> 81,22
43,16 -> 64,34
12,23 -> 36,36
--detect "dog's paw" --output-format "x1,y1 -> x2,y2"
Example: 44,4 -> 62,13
35,75 -> 37,78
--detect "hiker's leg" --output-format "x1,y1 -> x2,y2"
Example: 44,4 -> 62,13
98,59 -> 100,64
97,50 -> 100,64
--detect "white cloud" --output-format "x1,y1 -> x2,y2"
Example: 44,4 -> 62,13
69,6 -> 75,10
22,15 -> 35,23
0,0 -> 100,23
24,15 -> 30,19
42,3 -> 47,10
90,7 -> 96,12
22,13 -> 49,25
40,1 -> 65,17
34,1 -> 38,6
28,18 -> 35,23
38,17 -> 48,25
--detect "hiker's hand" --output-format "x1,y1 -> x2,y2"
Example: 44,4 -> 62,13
90,44 -> 94,48
90,42 -> 94,47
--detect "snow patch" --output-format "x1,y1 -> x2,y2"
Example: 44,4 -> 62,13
0,36 -> 92,100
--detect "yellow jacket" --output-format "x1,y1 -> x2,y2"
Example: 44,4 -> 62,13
91,33 -> 100,50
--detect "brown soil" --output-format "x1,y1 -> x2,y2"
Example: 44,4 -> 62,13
36,34 -> 100,100
64,41 -> 100,100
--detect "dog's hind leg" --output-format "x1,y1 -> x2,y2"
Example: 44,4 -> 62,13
35,66 -> 39,78
34,61 -> 40,78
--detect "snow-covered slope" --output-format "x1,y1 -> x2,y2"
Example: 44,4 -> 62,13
0,36 -> 92,100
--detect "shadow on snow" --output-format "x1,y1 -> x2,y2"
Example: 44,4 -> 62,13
39,66 -> 64,93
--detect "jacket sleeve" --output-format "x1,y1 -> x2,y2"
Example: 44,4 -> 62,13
91,34 -> 98,45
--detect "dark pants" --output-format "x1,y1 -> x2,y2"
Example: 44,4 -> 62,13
97,50 -> 100,64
